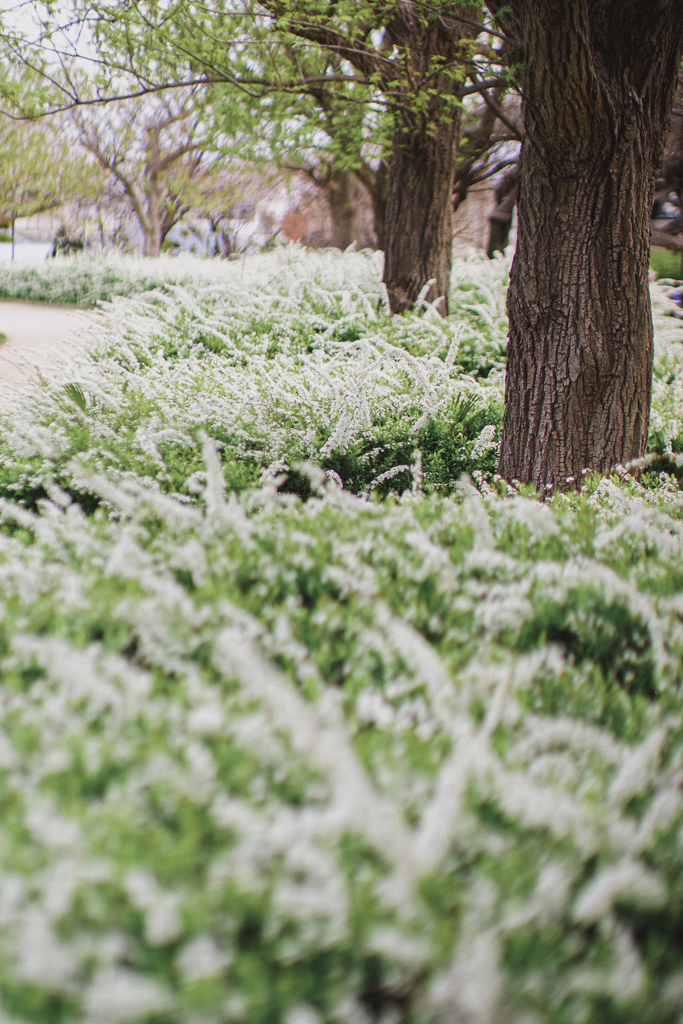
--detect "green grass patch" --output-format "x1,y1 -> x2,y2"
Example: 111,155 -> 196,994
650,246 -> 683,280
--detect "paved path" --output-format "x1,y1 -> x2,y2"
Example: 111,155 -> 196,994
0,301 -> 97,409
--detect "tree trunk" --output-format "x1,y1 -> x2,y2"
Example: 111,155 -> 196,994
142,176 -> 163,257
328,168 -> 354,250
272,3 -> 480,312
651,228 -> 683,254
487,216 -> 512,260
487,166 -> 518,258
494,1 -> 683,494
370,161 -> 388,252
378,5 -> 482,314
356,159 -> 389,251
651,81 -> 683,269
657,77 -> 683,210
142,232 -> 161,258
383,114 -> 461,314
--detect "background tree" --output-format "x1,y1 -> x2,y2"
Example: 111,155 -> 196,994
203,0 -> 489,311
210,56 -> 387,251
486,0 -> 683,494
650,74 -> 683,264
71,88 -> 231,256
452,86 -> 522,255
277,101 -> 384,251
22,0 -> 511,312
209,27 -> 518,256
197,164 -> 282,255
0,110 -> 99,229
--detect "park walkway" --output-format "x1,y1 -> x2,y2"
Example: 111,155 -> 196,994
0,301 -> 96,409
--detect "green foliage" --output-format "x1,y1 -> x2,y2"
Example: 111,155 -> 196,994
0,250 -> 504,512
0,448 -> 678,1023
0,250 -> 679,1022
7,0 -> 510,232
650,248 -> 683,282
0,68 -> 103,223
62,383 -> 88,410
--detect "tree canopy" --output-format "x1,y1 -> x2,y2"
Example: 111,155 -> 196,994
1,0 -> 513,310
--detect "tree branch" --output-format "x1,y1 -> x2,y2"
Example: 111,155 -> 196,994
474,80 -> 523,139
156,143 -> 205,175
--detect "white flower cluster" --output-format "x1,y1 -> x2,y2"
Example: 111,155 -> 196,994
649,282 -> 683,450
0,249 -> 678,1022
0,248 -> 503,497
1,247 -> 385,307
0,436 -> 676,1021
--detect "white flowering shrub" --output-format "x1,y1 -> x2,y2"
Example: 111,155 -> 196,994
0,251 -> 251,306
0,448 -> 680,1024
0,249 -> 681,1022
648,283 -> 683,468
0,249 -> 505,508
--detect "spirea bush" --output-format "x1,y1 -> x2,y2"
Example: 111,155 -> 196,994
0,249 -> 506,508
0,248 -> 683,1023
0,251 -> 245,307
647,283 -> 683,476
0,447 -> 681,1024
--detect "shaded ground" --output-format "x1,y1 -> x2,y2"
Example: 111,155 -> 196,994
0,301 -> 97,409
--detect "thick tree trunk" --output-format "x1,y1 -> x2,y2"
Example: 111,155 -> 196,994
383,114 -> 461,314
379,6 -> 482,314
494,1 -> 683,493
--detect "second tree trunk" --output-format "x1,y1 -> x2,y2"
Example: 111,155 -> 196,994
382,116 -> 461,314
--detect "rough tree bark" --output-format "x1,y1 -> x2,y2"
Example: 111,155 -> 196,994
380,7 -> 481,313
383,115 -> 462,313
487,0 -> 683,493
